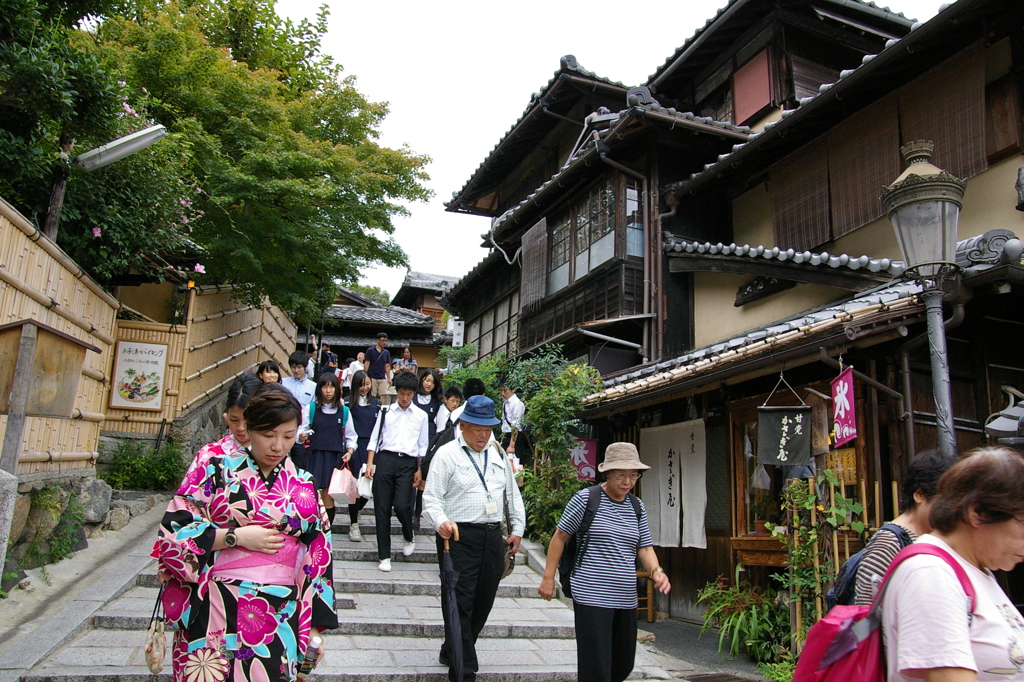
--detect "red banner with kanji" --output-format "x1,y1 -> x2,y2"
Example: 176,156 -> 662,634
831,367 -> 857,447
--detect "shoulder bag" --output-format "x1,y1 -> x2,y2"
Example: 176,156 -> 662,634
144,582 -> 167,674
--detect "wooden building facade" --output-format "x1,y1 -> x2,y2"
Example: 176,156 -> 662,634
447,0 -> 1024,622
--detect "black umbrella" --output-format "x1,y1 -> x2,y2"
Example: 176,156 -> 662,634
439,527 -> 464,682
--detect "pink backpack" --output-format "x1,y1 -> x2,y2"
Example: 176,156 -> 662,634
793,543 -> 976,682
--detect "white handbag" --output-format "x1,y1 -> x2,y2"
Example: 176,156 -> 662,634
357,464 -> 373,500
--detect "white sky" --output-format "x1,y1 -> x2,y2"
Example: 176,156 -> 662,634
280,0 -> 944,298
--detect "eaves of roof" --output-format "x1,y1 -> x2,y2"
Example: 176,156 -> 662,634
582,280 -> 923,413
444,249 -> 504,307
446,59 -> 630,216
491,105 -> 751,242
335,286 -> 381,308
663,234 -> 905,278
666,0 -> 980,201
645,0 -> 912,91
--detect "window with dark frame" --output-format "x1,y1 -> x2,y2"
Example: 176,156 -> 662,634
547,176 -> 621,295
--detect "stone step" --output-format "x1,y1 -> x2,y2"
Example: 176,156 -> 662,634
29,633 -> 670,680
333,579 -> 554,600
96,587 -> 569,637
334,519 -> 435,536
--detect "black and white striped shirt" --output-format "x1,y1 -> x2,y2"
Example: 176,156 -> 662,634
558,488 -> 653,609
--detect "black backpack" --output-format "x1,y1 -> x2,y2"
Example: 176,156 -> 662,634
420,424 -> 457,480
825,523 -> 912,610
558,485 -> 642,599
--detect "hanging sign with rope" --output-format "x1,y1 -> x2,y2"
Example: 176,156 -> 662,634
757,372 -> 812,466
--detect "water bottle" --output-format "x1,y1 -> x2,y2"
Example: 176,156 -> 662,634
297,635 -> 322,680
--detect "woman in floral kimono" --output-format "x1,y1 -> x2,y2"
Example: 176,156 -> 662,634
154,385 -> 338,682
188,374 -> 264,474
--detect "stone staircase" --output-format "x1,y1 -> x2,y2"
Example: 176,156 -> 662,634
20,506 -> 672,681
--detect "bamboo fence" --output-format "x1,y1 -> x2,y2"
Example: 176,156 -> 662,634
0,197 -> 118,476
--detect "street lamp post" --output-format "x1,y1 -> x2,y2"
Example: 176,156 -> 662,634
42,124 -> 167,240
881,140 -> 967,459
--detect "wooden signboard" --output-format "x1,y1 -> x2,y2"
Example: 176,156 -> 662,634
0,322 -> 92,417
109,340 -> 169,411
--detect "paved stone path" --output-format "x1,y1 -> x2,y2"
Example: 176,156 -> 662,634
14,507 -> 675,681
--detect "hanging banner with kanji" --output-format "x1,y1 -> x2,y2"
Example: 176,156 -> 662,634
570,438 -> 597,481
831,367 -> 858,447
757,406 -> 812,466
639,420 -> 707,548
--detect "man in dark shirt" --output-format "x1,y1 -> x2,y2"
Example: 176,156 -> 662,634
364,332 -> 392,406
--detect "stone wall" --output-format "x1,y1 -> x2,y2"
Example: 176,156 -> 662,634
167,387 -> 230,462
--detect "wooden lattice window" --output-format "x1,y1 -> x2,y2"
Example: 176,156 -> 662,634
550,215 -> 571,270
519,218 -> 548,312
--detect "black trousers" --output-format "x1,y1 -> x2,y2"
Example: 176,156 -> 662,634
371,450 -> 417,559
573,602 -> 638,682
436,523 -> 504,682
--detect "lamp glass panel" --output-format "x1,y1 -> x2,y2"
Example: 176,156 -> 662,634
892,200 -> 943,266
941,201 -> 960,263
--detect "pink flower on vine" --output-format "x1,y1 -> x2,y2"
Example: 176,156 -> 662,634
194,264 -> 206,274
92,227 -> 101,238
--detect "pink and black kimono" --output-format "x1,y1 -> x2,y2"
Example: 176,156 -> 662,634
153,450 -> 338,682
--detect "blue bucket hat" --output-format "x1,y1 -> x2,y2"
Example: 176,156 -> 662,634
459,395 -> 501,427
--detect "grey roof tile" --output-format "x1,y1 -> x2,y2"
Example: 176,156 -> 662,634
325,304 -> 433,326
662,235 -> 906,277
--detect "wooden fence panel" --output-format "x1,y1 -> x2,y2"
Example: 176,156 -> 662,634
0,197 -> 118,476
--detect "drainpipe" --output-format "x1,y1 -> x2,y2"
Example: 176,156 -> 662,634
898,300 -> 966,458
598,149 -> 651,363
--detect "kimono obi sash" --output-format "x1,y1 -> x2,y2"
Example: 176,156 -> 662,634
211,534 -> 301,585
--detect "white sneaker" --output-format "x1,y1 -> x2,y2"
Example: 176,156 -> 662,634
348,524 -> 362,542
402,540 -> 416,556
378,558 -> 392,572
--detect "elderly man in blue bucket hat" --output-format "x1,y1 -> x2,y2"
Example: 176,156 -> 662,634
423,394 -> 526,681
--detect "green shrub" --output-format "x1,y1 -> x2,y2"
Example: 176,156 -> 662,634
758,656 -> 797,682
99,440 -> 187,490
48,493 -> 85,563
521,458 -> 588,546
696,565 -> 791,663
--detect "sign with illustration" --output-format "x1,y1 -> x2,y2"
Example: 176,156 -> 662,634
831,367 -> 858,447
109,341 -> 169,411
570,438 -> 597,481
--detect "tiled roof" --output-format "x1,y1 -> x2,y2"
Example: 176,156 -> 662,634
324,304 -> 433,326
665,1 -> 964,197
663,234 -> 906,277
583,280 -> 923,407
447,57 -> 629,212
491,104 -> 748,237
645,0 -> 912,88
401,271 -> 461,292
322,334 -> 434,349
444,249 -> 503,304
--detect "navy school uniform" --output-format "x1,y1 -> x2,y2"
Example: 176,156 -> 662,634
305,404 -> 351,488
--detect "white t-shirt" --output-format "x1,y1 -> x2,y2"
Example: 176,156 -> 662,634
883,534 -> 1024,680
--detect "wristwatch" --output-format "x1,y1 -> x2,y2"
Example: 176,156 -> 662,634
225,528 -> 238,548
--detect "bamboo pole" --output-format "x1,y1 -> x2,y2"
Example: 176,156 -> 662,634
830,480 -> 840,576
874,480 -> 882,529
19,451 -> 98,463
859,481 -> 870,533
892,481 -> 899,517
810,478 -> 822,617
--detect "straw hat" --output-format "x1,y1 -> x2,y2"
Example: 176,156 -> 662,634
597,442 -> 651,472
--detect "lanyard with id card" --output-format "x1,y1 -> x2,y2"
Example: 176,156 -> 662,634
462,446 -> 499,515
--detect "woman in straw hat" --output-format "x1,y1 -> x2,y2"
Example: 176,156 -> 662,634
538,442 -> 670,682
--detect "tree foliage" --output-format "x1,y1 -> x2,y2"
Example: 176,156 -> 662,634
347,282 -> 391,306
1,0 -> 431,323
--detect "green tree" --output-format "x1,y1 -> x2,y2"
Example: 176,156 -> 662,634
0,0 -> 120,233
94,1 -> 431,321
348,282 -> 391,306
